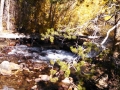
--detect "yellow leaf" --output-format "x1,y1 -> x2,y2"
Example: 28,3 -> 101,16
113,0 -> 117,2
104,15 -> 112,21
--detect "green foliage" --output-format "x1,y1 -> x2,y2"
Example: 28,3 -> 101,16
83,42 -> 99,53
56,60 -> 70,77
71,35 -> 77,39
49,60 -> 59,83
49,60 -> 71,83
77,81 -> 86,90
78,46 -> 86,59
50,77 -> 59,83
75,61 -> 85,73
41,28 -> 57,43
50,36 -> 54,43
70,46 -> 78,53
64,68 -> 70,77
50,69 -> 57,75
50,60 -> 55,65
98,48 -> 110,58
49,57 -> 95,89
50,69 -> 59,83
70,42 -> 99,60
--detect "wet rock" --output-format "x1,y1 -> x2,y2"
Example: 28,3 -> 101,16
15,45 -> 28,51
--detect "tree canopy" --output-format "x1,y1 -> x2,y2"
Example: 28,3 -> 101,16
16,0 -> 119,34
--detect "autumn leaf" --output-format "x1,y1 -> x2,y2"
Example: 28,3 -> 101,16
104,15 -> 112,21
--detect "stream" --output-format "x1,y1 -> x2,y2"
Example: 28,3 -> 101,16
5,44 -> 101,64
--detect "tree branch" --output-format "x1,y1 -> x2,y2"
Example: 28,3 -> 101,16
101,20 -> 120,46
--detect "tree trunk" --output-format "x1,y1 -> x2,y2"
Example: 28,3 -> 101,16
6,0 -> 10,31
0,0 -> 5,31
113,11 -> 120,58
114,12 -> 120,51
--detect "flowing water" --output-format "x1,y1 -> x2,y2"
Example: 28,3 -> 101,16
8,45 -> 79,63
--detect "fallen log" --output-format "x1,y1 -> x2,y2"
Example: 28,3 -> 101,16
0,33 -> 30,39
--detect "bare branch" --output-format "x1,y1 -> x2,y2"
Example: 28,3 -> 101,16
101,20 -> 120,46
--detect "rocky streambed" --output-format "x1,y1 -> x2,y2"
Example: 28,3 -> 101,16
0,41 -> 81,90
0,42 -> 100,90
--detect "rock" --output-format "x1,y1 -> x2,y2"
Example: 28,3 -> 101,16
61,77 -> 73,84
0,61 -> 20,75
31,85 -> 37,90
2,85 -> 15,90
96,74 -> 108,89
0,61 -> 10,70
35,75 -> 50,82
9,41 -> 16,46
